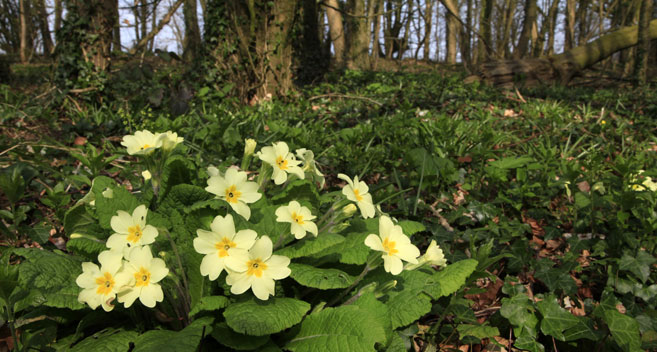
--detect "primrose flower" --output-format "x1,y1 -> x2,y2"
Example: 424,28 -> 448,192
275,201 -> 318,239
207,166 -> 220,177
193,214 -> 257,280
121,130 -> 163,155
206,168 -> 262,220
631,171 -> 657,192
244,138 -> 257,157
419,240 -> 447,267
107,205 -> 158,254
337,173 -> 375,219
258,142 -> 304,185
117,245 -> 169,308
364,216 -> 420,275
141,170 -> 152,181
296,148 -> 325,188
225,236 -> 291,300
76,250 -> 129,311
342,204 -> 358,217
159,131 -> 184,151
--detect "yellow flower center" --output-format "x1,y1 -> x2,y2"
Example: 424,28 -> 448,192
95,272 -> 115,295
215,237 -> 237,257
291,212 -> 304,225
134,267 -> 151,287
225,185 -> 242,203
141,144 -> 151,150
275,156 -> 288,170
246,259 -> 268,278
353,189 -> 364,202
127,225 -> 143,244
382,238 -> 398,256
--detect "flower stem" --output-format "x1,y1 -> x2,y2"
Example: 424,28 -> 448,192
162,228 -> 190,324
327,253 -> 380,306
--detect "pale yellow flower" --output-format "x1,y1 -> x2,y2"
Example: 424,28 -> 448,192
419,240 -> 447,267
630,170 -> 657,192
296,148 -> 325,188
117,245 -> 169,308
206,167 -> 262,220
107,205 -> 158,254
193,214 -> 257,281
338,173 -> 375,219
159,131 -> 184,151
364,216 -> 420,275
121,130 -> 163,155
342,204 -> 358,217
76,250 -> 130,311
141,170 -> 152,181
244,138 -> 257,157
258,142 -> 304,185
275,201 -> 318,239
225,236 -> 291,300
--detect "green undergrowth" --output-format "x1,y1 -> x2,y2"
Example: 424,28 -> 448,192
1,70 -> 657,351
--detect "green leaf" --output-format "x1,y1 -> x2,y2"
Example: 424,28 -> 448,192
536,295 -> 579,341
0,253 -> 19,305
275,233 -> 345,259
500,293 -> 538,338
456,324 -> 500,340
354,293 -> 393,345
562,317 -> 605,342
15,248 -> 85,310
382,270 -> 434,329
289,263 -> 355,289
514,333 -> 544,352
603,310 -> 642,352
211,322 -> 270,351
160,184 -> 213,214
94,186 -> 140,230
271,179 -> 321,209
224,297 -> 310,336
69,329 -> 137,352
189,295 -> 229,318
67,236 -> 107,261
428,259 -> 478,298
620,250 -> 656,283
488,156 -> 534,169
159,156 -> 194,199
397,220 -> 425,236
328,232 -> 370,265
64,204 -> 105,239
286,305 -> 386,352
133,316 -> 213,352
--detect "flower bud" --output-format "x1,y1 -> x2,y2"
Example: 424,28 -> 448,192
244,138 -> 257,157
420,240 -> 447,267
342,204 -> 358,217
160,131 -> 184,151
142,170 -> 152,181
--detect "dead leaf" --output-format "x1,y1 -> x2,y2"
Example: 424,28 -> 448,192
503,109 -> 518,117
458,155 -> 473,163
577,181 -> 590,193
74,136 -> 87,146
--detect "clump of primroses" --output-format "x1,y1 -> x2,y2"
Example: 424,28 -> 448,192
77,132 -> 449,310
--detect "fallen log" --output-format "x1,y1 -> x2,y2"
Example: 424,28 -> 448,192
469,19 -> 657,88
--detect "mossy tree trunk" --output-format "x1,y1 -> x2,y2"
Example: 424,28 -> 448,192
476,19 -> 657,87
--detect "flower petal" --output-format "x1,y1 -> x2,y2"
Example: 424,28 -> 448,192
200,254 -> 224,281
139,284 -> 164,308
383,255 -> 403,275
117,287 -> 140,308
227,272 -> 252,294
250,236 -> 273,260
265,255 -> 291,280
251,277 -> 275,300
364,234 -> 384,252
230,201 -> 252,220
110,210 -> 133,234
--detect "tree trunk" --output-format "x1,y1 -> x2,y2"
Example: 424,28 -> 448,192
372,0 -> 383,64
576,0 -> 591,45
113,0 -> 121,51
54,0 -> 63,33
130,0 -> 183,55
183,0 -> 201,62
633,0 -> 653,85
422,0 -> 433,60
462,0 -> 472,67
514,0 -> 537,59
443,0 -> 459,64
477,0 -> 493,62
475,19 -> 657,88
545,0 -> 559,55
499,0 -> 517,58
34,0 -> 53,55
345,0 -> 370,68
533,0 -> 559,56
78,0 -> 116,71
565,0 -> 576,50
324,0 -> 345,66
140,0 -> 148,44
19,0 -> 30,62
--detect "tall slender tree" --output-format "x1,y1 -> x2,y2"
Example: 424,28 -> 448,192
183,0 -> 201,62
633,0 -> 653,84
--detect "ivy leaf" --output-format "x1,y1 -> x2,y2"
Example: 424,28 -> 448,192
536,295 -> 579,341
15,248 -> 85,310
275,233 -> 345,259
289,263 -> 355,289
514,333 -> 544,352
286,305 -> 386,352
620,250 -> 656,283
563,317 -> 605,342
428,259 -> 478,298
603,310 -> 642,352
189,295 -> 229,318
132,316 -> 213,352
224,297 -> 310,336
456,324 -> 500,340
69,329 -> 137,352
211,322 -> 270,351
500,293 -> 538,338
